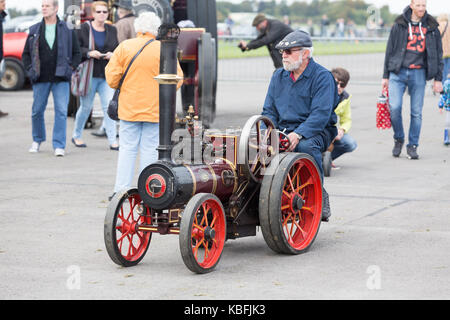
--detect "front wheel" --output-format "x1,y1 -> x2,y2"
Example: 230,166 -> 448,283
179,193 -> 226,274
104,189 -> 152,267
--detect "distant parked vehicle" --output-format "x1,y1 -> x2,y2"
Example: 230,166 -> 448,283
0,32 -> 28,91
0,15 -> 42,90
3,15 -> 40,33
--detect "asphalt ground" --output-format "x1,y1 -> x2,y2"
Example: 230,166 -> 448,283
0,53 -> 449,301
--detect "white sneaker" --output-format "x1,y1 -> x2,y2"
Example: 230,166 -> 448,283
54,148 -> 65,157
29,142 -> 40,153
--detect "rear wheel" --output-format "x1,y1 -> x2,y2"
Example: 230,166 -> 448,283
259,153 -> 323,254
133,0 -> 173,23
197,33 -> 217,128
259,152 -> 290,253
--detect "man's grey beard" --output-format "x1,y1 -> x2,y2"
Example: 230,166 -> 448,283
283,56 -> 303,72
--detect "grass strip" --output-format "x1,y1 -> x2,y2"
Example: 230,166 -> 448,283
218,40 -> 387,59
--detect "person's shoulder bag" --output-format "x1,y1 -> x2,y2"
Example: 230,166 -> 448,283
71,22 -> 94,97
107,38 -> 154,121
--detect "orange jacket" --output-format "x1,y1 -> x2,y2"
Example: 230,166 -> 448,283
105,33 -> 183,122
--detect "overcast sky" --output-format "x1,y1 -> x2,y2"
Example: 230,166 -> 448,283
5,0 -> 449,15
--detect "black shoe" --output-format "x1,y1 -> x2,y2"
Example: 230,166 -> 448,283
71,138 -> 87,148
321,188 -> 331,222
110,145 -> 119,151
0,110 -> 8,118
108,193 -> 116,201
406,145 -> 419,160
392,139 -> 404,157
91,128 -> 106,137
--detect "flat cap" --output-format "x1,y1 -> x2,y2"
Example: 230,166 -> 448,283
113,0 -> 133,10
252,13 -> 267,27
275,30 -> 313,50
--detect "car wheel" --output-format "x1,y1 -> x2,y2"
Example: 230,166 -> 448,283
0,60 -> 25,91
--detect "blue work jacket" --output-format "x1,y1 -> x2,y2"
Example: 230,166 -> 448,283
262,58 -> 339,140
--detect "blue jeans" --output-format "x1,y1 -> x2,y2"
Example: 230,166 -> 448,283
331,133 -> 357,160
388,68 -> 426,147
72,77 -> 117,145
294,133 -> 330,182
114,120 -> 159,192
31,81 -> 70,149
443,57 -> 450,80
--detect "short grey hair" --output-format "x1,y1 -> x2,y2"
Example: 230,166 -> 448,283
303,47 -> 314,58
134,11 -> 161,36
42,0 -> 59,7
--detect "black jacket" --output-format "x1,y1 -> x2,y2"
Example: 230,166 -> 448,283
0,10 -> 7,62
22,18 -> 81,83
383,6 -> 443,81
77,22 -> 118,79
247,19 -> 293,69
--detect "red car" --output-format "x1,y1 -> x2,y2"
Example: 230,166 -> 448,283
1,32 -> 27,90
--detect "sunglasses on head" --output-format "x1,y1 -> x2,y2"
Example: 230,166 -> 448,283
279,48 -> 302,55
96,10 -> 108,14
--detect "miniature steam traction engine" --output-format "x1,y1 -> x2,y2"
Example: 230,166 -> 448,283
104,24 -> 325,274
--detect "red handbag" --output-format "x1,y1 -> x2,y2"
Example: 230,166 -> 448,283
376,88 -> 391,129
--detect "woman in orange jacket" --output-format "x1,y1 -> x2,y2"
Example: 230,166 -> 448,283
105,11 -> 183,198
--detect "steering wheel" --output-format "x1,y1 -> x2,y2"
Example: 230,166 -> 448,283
278,130 -> 291,152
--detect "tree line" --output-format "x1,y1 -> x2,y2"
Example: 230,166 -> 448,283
6,8 -> 39,19
217,0 -> 398,27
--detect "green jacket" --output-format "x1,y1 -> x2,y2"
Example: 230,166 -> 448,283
335,91 -> 352,133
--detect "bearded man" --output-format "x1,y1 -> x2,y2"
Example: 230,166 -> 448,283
261,30 -> 338,221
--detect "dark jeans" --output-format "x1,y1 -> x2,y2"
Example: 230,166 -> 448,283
331,133 -> 357,160
294,133 -> 331,181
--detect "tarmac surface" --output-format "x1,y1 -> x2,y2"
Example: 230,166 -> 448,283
0,54 -> 449,300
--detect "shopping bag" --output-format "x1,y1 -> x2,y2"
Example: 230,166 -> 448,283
376,88 -> 391,129
70,22 -> 94,97
71,59 -> 94,97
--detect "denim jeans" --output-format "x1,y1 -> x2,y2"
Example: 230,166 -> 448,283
388,68 -> 426,147
331,133 -> 357,160
443,57 -> 450,80
31,81 -> 70,149
294,133 -> 330,182
114,120 -> 159,192
72,77 -> 117,146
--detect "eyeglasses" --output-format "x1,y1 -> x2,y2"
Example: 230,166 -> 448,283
95,10 -> 108,14
279,48 -> 302,55
335,79 -> 345,88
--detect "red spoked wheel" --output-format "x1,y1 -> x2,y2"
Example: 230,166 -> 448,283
259,153 -> 323,254
104,189 -> 152,267
179,193 -> 226,274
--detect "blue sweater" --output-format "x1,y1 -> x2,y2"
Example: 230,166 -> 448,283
262,58 -> 338,139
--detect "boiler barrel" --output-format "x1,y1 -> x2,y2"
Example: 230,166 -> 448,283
138,161 -> 237,210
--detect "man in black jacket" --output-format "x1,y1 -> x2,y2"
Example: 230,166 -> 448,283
238,13 -> 293,69
382,0 -> 443,159
0,0 -> 8,118
22,0 -> 81,156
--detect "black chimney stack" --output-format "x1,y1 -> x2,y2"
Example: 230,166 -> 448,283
155,24 -> 182,162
